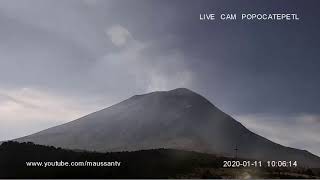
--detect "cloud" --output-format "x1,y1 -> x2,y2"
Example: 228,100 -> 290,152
235,113 -> 320,156
0,0 -> 108,55
299,114 -> 320,124
83,0 -> 99,6
106,25 -> 132,47
95,25 -> 194,94
145,53 -> 193,92
0,88 -> 102,141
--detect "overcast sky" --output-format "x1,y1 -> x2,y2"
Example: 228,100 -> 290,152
0,0 -> 319,156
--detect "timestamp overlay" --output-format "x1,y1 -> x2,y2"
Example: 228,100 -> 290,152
223,160 -> 298,168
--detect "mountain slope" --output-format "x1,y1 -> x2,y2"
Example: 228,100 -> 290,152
15,88 -> 320,167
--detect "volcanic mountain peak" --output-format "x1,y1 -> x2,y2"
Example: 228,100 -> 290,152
167,87 -> 196,94
15,88 -> 320,168
131,88 -> 199,99
132,88 -> 214,107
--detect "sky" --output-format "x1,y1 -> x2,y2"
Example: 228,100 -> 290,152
0,0 -> 320,156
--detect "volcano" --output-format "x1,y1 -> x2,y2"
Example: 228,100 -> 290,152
15,88 -> 320,167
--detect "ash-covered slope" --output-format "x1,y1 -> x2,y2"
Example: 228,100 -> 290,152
16,88 -> 320,167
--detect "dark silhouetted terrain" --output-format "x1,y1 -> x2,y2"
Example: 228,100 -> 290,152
1,141 -> 320,179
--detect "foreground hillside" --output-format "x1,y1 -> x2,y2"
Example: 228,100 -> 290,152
0,141 -> 319,179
